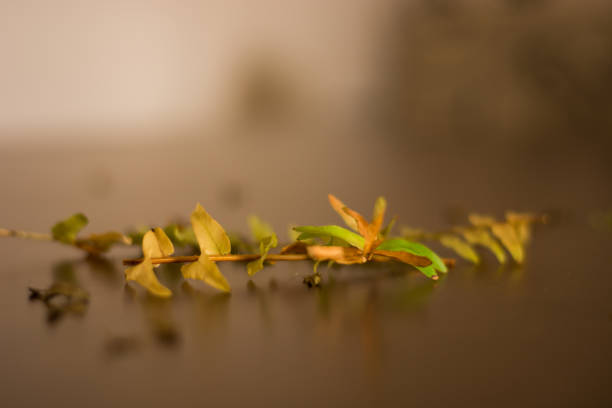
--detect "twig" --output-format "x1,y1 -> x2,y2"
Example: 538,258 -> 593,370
0,228 -> 52,241
123,253 -> 456,267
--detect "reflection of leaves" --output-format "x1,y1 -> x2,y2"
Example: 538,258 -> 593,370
246,216 -> 278,276
29,282 -> 89,323
51,213 -> 88,244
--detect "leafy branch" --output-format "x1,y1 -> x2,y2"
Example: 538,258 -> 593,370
1,194 -> 544,298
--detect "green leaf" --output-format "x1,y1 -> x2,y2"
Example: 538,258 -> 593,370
125,258 -> 172,298
164,224 -> 197,247
248,216 -> 275,242
376,238 -> 447,273
190,203 -> 231,255
181,254 -> 231,293
246,216 -> 278,276
293,225 -> 365,249
247,234 -> 278,276
438,234 -> 480,264
51,213 -> 88,244
415,265 -> 439,280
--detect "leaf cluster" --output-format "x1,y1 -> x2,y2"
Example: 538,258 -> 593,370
401,212 -> 546,265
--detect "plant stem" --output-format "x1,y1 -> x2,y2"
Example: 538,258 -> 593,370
123,254 -> 310,265
123,253 -> 456,267
0,228 -> 52,241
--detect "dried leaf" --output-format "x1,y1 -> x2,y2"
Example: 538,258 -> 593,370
461,228 -> 507,264
438,234 -> 480,264
293,225 -> 365,249
190,203 -> 231,255
491,223 -> 524,264
125,258 -> 172,298
247,234 -> 278,276
376,239 -> 447,273
371,196 -> 387,233
306,245 -> 366,264
373,249 -> 432,267
51,213 -> 88,244
328,194 -> 359,231
181,254 -> 231,292
279,241 -> 308,254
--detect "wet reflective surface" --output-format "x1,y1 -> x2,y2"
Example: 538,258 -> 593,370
0,137 -> 611,407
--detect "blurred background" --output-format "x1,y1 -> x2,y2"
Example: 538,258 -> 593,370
2,1 -> 612,407
1,0 -> 611,233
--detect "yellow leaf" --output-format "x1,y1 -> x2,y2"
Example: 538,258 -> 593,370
461,228 -> 507,263
372,196 -> 387,232
468,214 -> 496,228
142,228 -> 175,259
181,254 -> 231,292
306,245 -> 366,264
491,223 -> 524,264
191,203 -> 231,255
328,194 -> 359,232
125,258 -> 172,298
438,234 -> 480,264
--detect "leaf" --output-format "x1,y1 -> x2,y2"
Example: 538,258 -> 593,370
164,224 -> 197,247
248,216 -> 275,242
491,223 -> 524,264
376,239 -> 447,273
438,234 -> 480,264
51,213 -> 88,244
380,216 -> 397,239
328,194 -> 359,231
293,225 -> 365,249
75,231 -> 132,254
306,245 -> 366,264
468,214 -> 496,228
142,228 -> 175,259
373,249 -> 432,267
181,254 -> 231,292
461,228 -> 507,264
280,241 -> 308,254
125,258 -> 172,298
190,203 -> 231,255
415,265 -> 439,280
247,234 -> 278,276
371,196 -> 387,232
